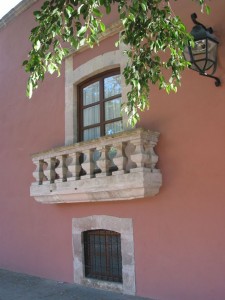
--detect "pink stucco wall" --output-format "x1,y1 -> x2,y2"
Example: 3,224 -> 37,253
0,1 -> 225,300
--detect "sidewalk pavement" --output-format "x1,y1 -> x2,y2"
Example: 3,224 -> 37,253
0,269 -> 154,300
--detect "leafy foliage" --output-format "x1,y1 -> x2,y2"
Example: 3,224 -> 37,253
23,0 -> 209,125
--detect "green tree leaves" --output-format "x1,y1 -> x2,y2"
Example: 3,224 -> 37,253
23,0 -> 209,124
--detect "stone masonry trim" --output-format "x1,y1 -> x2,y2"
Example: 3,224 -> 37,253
72,215 -> 136,295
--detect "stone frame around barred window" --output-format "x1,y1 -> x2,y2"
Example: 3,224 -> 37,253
72,215 -> 136,295
65,40 -> 131,146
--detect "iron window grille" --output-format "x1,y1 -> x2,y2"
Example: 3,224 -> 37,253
83,229 -> 122,283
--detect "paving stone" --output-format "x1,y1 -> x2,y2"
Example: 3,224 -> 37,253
0,269 -> 154,300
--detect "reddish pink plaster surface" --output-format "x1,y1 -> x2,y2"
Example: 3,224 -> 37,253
0,2 -> 225,300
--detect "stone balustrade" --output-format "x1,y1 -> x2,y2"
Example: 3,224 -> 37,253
30,128 -> 162,204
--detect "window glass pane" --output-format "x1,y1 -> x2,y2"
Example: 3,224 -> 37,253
83,105 -> 100,126
104,75 -> 121,99
105,121 -> 123,136
105,97 -> 121,121
83,81 -> 99,105
83,127 -> 100,141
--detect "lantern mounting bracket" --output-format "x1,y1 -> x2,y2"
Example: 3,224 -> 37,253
199,72 -> 221,87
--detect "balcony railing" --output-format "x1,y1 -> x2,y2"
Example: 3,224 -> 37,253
30,128 -> 162,204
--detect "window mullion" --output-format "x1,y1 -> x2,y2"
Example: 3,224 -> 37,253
100,77 -> 105,137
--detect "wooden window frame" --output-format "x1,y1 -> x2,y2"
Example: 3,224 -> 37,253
78,68 -> 122,142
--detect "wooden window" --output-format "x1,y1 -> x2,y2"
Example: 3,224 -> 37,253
83,229 -> 122,283
78,69 -> 122,141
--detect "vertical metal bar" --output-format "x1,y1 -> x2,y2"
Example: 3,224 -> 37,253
83,230 -> 122,282
110,231 -> 113,281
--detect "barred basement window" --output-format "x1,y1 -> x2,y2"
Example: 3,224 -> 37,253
83,229 -> 122,283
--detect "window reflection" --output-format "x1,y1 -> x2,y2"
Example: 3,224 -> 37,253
105,98 -> 121,121
83,127 -> 100,141
83,105 -> 100,126
104,75 -> 121,99
83,82 -> 99,105
105,121 -> 123,135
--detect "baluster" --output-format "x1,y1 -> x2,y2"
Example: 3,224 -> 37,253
144,137 -> 159,172
112,142 -> 127,175
55,155 -> 68,182
43,157 -> 57,183
96,146 -> 111,177
129,137 -> 149,172
81,149 -> 95,179
42,160 -> 48,183
32,159 -> 46,185
32,159 -> 40,185
124,142 -> 135,171
66,152 -> 81,180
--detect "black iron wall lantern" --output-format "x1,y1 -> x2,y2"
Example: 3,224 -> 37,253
184,13 -> 221,86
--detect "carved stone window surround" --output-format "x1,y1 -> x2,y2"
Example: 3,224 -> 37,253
65,40 -> 130,146
72,215 -> 135,295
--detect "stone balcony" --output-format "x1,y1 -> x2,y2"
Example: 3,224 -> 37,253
30,128 -> 162,204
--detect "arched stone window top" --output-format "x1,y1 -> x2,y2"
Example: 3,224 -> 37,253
65,44 -> 130,145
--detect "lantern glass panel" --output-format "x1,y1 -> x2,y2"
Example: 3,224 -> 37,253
192,39 -> 207,54
191,38 -> 208,72
184,38 -> 218,74
205,39 -> 218,72
183,46 -> 191,63
193,38 -> 217,73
